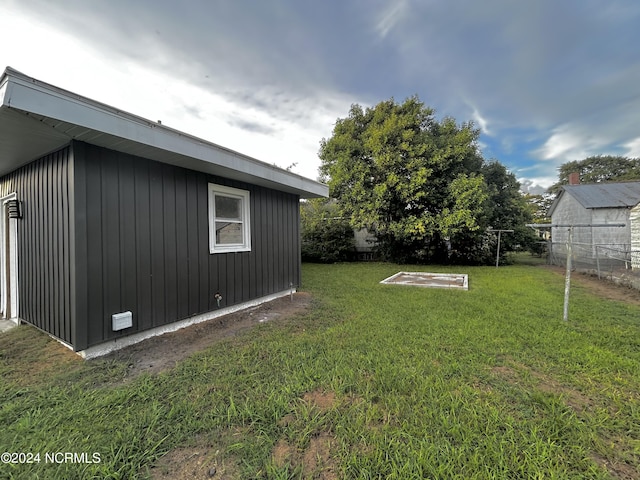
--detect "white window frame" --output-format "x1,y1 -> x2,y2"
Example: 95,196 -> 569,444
208,183 -> 251,254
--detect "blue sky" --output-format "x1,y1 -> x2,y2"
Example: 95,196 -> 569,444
2,0 -> 639,193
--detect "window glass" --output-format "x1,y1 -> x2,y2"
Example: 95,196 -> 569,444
215,221 -> 243,244
215,195 -> 241,220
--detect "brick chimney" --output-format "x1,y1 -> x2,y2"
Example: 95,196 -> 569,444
568,172 -> 580,185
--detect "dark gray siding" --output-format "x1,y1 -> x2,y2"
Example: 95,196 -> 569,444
74,142 -> 301,350
0,146 -> 74,345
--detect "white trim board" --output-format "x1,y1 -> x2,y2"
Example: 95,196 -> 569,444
0,192 -> 19,322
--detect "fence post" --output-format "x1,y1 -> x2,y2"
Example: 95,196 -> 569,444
563,227 -> 573,322
596,245 -> 601,280
625,248 -> 630,270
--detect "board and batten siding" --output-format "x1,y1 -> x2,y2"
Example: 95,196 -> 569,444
0,146 -> 74,345
74,142 -> 301,350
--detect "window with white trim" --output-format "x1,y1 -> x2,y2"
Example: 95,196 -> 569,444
208,183 -> 251,253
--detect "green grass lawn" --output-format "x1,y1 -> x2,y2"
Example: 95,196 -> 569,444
1,261 -> 639,479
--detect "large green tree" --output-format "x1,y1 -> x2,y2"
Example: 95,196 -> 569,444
548,155 -> 640,194
319,96 -> 532,264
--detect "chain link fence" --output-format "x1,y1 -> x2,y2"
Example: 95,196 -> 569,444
547,241 -> 640,280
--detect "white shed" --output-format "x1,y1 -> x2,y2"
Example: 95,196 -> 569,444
547,182 -> 640,268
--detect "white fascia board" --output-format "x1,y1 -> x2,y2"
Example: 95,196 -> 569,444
0,77 -> 8,105
2,68 -> 328,198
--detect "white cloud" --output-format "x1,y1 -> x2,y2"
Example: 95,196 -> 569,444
623,137 -> 640,158
535,125 -> 607,163
518,177 -> 555,194
0,4 -> 361,182
471,107 -> 491,136
375,0 -> 409,38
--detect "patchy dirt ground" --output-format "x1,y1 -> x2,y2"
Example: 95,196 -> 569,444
148,388 -> 341,480
545,266 -> 640,307
101,292 -> 312,380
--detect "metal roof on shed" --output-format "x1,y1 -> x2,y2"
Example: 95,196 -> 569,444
548,182 -> 640,216
0,67 -> 328,198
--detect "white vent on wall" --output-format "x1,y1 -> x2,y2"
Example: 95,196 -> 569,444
112,311 -> 133,331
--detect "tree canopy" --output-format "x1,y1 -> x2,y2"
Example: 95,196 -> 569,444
548,155 -> 640,194
318,96 -> 534,264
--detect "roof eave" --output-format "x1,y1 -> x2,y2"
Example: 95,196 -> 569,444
547,189 -> 564,217
0,67 -> 328,199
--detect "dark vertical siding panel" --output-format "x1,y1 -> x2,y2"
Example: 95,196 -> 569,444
101,149 -> 122,341
233,252 -> 242,302
267,189 -> 275,294
85,150 -> 104,347
37,157 -> 44,330
287,193 -> 295,288
283,194 -> 290,287
57,151 -> 67,339
38,157 -> 46,328
62,154 -> 72,344
275,191 -> 283,288
71,142 -> 88,350
197,178 -> 209,312
57,151 -> 65,338
48,154 -> 55,336
283,192 -> 293,287
174,168 -> 189,319
293,198 -> 298,287
249,190 -> 259,300
32,160 -> 41,328
186,171 -> 200,315
290,198 -> 297,287
277,192 -> 284,288
45,155 -> 51,331
227,252 -> 237,305
269,190 -> 277,293
135,158 -> 152,331
242,251 -> 250,302
283,193 -> 290,288
294,197 -> 301,288
118,153 -> 137,322
282,192 -> 290,288
149,162 -> 166,327
40,158 -> 48,329
217,249 -> 227,305
26,162 -> 35,324
260,188 -> 269,297
208,251 -> 218,311
287,198 -> 294,286
50,153 -> 59,338
162,164 -> 178,322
